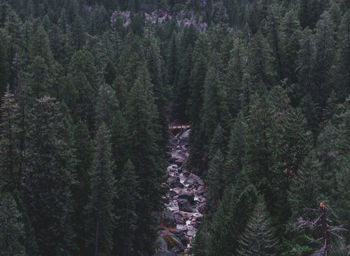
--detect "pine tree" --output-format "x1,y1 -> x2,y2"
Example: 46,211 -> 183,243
70,16 -> 85,50
110,110 -> 129,177
207,149 -> 225,207
224,112 -> 245,187
23,97 -> 75,256
187,35 -> 209,172
224,32 -> 245,117
95,83 -> 119,127
244,31 -> 277,94
208,124 -> 225,160
0,192 -> 26,256
312,11 -> 336,108
237,198 -> 279,256
287,153 -> 323,255
280,9 -> 302,85
333,10 -> 350,100
124,65 -> 164,254
72,121 -> 93,255
263,4 -> 283,80
144,29 -> 169,147
86,123 -> 116,256
0,34 -> 9,96
208,172 -> 258,255
201,60 -> 231,148
0,86 -> 21,193
114,159 -> 140,256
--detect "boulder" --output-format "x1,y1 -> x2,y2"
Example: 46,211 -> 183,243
198,203 -> 206,213
162,234 -> 184,253
178,191 -> 194,204
167,176 -> 183,188
155,236 -> 168,251
154,251 -> 176,256
171,230 -> 188,245
179,129 -> 190,144
168,190 -> 177,198
178,198 -> 193,212
162,209 -> 175,227
195,185 -> 206,195
174,212 -> 184,224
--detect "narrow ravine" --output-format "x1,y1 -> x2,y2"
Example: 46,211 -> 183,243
155,128 -> 207,256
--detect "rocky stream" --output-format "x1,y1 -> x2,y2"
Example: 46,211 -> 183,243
155,128 -> 207,256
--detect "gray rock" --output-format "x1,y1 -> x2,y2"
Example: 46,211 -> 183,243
174,212 -> 184,224
178,198 -> 193,212
167,176 -> 183,188
171,230 -> 187,245
162,209 -> 175,227
178,191 -> 194,204
155,236 -> 168,251
154,251 -> 176,256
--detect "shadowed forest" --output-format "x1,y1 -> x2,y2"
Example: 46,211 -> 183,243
0,0 -> 350,255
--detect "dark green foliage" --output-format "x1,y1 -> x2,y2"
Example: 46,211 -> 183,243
207,172 -> 258,255
86,123 -> 116,256
244,31 -> 277,94
23,97 -> 75,256
0,87 -> 21,192
224,112 -> 245,187
237,198 -> 279,256
114,159 -> 140,256
72,121 -> 93,254
0,1 -> 349,255
207,149 -> 224,207
124,65 -> 165,254
95,83 -> 118,127
0,192 -> 26,256
0,34 -> 9,96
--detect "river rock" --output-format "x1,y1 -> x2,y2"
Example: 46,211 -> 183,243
171,230 -> 188,245
167,176 -> 183,188
155,236 -> 168,251
198,203 -> 206,213
162,209 -> 175,227
154,251 -> 176,256
178,198 -> 193,212
174,212 -> 184,224
178,191 -> 194,203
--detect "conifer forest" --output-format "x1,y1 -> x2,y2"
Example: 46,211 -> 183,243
1,0 -> 350,255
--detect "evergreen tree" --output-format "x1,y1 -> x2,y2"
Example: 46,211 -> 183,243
224,32 -> 245,117
208,172 -> 258,255
114,159 -> 140,256
72,121 -> 93,254
201,60 -> 231,148
333,10 -> 350,100
224,112 -> 245,187
110,110 -> 129,176
23,97 -> 75,256
0,192 -> 26,256
86,123 -> 116,256
237,198 -> 279,256
312,11 -> 336,108
95,83 -> 119,127
187,34 -> 209,171
0,34 -> 9,96
0,86 -> 21,193
287,153 -> 323,255
280,9 -> 302,85
244,31 -> 277,94
124,65 -> 164,254
207,149 -> 225,208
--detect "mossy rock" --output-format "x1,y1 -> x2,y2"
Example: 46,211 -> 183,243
162,235 -> 178,249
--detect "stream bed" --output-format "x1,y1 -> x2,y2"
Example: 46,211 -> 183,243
155,128 -> 207,256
